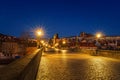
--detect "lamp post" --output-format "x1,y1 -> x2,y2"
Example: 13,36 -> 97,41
62,40 -> 66,48
37,31 -> 41,48
95,32 -> 102,55
95,33 -> 102,47
36,29 -> 44,48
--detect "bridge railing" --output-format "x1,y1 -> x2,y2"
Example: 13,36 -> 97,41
81,49 -> 120,59
0,48 -> 43,80
97,50 -> 120,58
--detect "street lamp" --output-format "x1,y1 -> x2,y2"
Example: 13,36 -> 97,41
96,33 -> 101,38
37,31 -> 42,36
36,29 -> 44,37
35,28 -> 44,48
95,32 -> 103,54
62,41 -> 66,44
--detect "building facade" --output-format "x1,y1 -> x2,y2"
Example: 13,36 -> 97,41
50,32 -> 120,50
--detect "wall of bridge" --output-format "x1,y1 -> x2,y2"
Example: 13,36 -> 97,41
81,49 -> 120,59
0,48 -> 42,80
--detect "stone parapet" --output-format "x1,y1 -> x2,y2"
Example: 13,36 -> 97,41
0,48 -> 42,80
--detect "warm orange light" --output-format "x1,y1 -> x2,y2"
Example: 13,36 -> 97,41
55,43 -> 59,47
96,33 -> 102,38
62,41 -> 66,44
41,40 -> 44,43
35,28 -> 44,37
37,31 -> 42,36
97,34 -> 101,38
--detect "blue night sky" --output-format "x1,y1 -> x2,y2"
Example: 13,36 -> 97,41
0,0 -> 120,38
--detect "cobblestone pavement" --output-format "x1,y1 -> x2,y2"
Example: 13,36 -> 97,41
36,51 -> 120,80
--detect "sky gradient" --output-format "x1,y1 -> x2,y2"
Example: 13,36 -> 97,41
0,0 -> 120,38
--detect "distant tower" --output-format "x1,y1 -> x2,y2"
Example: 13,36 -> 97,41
80,32 -> 86,37
53,33 -> 59,39
53,33 -> 59,45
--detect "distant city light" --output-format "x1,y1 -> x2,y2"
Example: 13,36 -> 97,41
31,26 -> 46,38
97,33 -> 101,38
62,41 -> 66,44
37,31 -> 42,36
96,32 -> 102,38
55,43 -> 59,47
41,40 -> 44,43
36,28 -> 44,37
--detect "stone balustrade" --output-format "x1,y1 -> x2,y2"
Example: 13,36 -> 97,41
0,48 -> 43,80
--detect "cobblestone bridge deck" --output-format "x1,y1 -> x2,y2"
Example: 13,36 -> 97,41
36,51 -> 120,80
